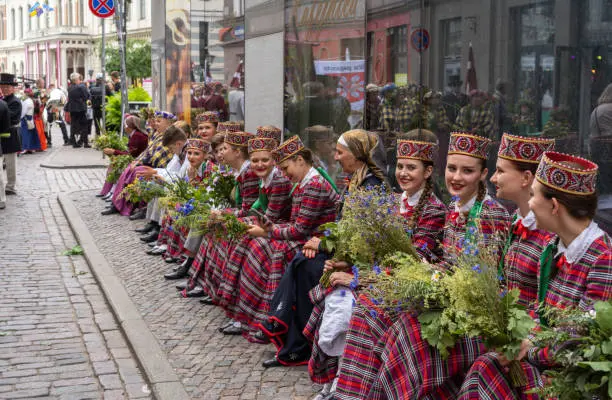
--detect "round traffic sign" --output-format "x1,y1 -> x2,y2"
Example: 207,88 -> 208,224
89,0 -> 115,18
410,28 -> 430,53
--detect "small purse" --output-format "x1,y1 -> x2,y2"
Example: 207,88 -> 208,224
26,117 -> 35,130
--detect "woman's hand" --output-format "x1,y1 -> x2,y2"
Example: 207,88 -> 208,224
103,148 -> 115,156
135,166 -> 156,179
329,272 -> 354,287
302,237 -> 321,259
247,224 -> 266,237
323,259 -> 350,273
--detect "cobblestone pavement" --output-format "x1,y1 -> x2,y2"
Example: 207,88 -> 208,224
0,128 -> 152,399
68,188 -> 322,400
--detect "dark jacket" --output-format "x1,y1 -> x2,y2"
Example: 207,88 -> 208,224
0,93 -> 23,154
90,84 -> 105,109
65,84 -> 90,113
113,129 -> 149,158
0,99 -> 10,156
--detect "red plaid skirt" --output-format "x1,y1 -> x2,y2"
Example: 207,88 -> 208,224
335,295 -> 395,400
236,237 -> 303,339
197,237 -> 233,302
217,236 -> 253,319
165,224 -> 188,258
156,214 -> 173,246
369,313 -> 485,400
457,353 -> 543,400
185,236 -> 212,292
303,284 -> 339,385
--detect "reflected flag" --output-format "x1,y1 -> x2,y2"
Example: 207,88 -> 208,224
29,2 -> 54,17
230,60 -> 243,88
465,42 -> 478,93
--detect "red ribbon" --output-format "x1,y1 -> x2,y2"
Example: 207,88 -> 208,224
448,211 -> 460,224
556,254 -> 568,273
402,198 -> 414,213
513,219 -> 529,241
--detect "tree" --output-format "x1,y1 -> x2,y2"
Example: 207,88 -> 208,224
102,39 -> 151,81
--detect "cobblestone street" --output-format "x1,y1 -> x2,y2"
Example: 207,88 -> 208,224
0,128 -> 319,399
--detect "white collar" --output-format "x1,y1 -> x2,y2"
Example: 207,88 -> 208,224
400,189 -> 423,213
454,193 -> 491,214
262,167 -> 278,189
299,167 -> 319,188
555,221 -> 605,264
515,210 -> 537,231
234,160 -> 250,178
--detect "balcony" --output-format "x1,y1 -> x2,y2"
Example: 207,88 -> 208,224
23,25 -> 93,41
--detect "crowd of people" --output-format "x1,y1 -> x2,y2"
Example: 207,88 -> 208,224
92,103 -> 610,399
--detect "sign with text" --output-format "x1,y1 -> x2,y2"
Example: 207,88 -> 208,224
315,60 -> 365,111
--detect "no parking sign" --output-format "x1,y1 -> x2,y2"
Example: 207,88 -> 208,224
411,28 -> 430,53
89,0 -> 115,18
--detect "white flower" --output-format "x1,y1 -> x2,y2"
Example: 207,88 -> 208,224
431,271 -> 441,282
588,309 -> 597,319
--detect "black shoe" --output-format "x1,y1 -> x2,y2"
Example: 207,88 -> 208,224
139,230 -> 160,243
5,189 -> 16,196
222,324 -> 243,335
262,358 -> 282,368
252,331 -> 267,342
95,193 -> 106,198
102,192 -> 113,200
200,296 -> 214,305
63,142 -> 72,146
147,242 -> 157,248
165,257 -> 178,264
129,208 -> 146,220
185,286 -> 205,298
175,281 -> 189,291
218,321 -> 233,332
83,144 -> 92,148
101,205 -> 119,215
135,222 -> 157,233
163,258 -> 192,280
73,144 -> 82,148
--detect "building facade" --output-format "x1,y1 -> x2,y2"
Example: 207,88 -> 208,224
0,0 -> 151,87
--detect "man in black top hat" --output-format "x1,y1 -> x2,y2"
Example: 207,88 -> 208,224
0,97 -> 10,209
0,73 -> 23,196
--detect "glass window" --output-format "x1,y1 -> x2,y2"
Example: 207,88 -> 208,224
67,0 -> 72,25
140,0 -> 146,20
11,9 -> 15,39
18,7 -> 23,38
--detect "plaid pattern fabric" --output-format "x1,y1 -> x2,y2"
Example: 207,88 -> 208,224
261,169 -> 293,223
235,176 -> 338,338
369,313 -> 485,400
504,216 -> 553,307
396,100 -> 416,132
456,103 -> 497,139
442,198 -> 511,270
458,233 -> 612,399
165,224 -> 188,258
433,105 -> 452,133
335,295 -> 395,400
156,214 -> 173,246
269,175 -> 339,240
136,131 -> 174,168
409,193 -> 447,262
304,284 -> 339,385
234,168 -> 261,218
134,130 -> 160,164
196,237 -> 233,302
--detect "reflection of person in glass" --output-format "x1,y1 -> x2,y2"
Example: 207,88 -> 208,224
456,90 -> 496,139
191,85 -> 205,109
321,76 -> 351,134
379,83 -> 399,132
442,75 -> 467,123
303,125 -> 338,176
364,84 -> 380,130
165,9 -> 191,117
204,82 -> 228,122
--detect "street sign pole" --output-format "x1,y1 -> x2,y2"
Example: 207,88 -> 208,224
114,0 -> 128,138
101,18 -> 106,132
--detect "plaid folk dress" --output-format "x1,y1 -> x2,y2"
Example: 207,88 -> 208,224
366,196 -> 512,400
234,169 -> 339,340
190,168 -> 292,301
334,193 -> 447,400
182,163 -> 260,293
458,223 -> 612,400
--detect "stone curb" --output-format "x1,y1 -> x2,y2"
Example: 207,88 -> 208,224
58,193 -> 191,400
40,163 -> 108,169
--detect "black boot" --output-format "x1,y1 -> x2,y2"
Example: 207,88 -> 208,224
140,229 -> 160,243
129,208 -> 147,220
164,258 -> 193,280
185,286 -> 205,298
101,205 -> 119,215
135,221 -> 157,233
175,281 -> 189,291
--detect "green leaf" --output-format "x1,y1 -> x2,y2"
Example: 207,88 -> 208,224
62,245 -> 84,256
602,340 -> 612,355
595,301 -> 612,333
577,361 -> 612,372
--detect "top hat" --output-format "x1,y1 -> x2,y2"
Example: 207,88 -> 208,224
0,73 -> 18,86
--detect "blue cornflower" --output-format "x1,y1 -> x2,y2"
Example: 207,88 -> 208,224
352,299 -> 356,308
167,226 -> 173,232
323,229 -> 331,237
373,264 -> 382,275
351,265 -> 360,277
340,289 -> 346,297
497,274 -> 504,281
451,195 -> 460,202
372,298 -> 379,305
472,264 -> 482,273
468,226 -> 476,234
420,242 -> 428,251
349,279 -> 358,290
369,310 -> 378,318
499,290 -> 507,298
406,228 -> 413,236
368,284 -> 373,289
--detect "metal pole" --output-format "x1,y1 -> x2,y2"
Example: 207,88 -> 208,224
101,18 -> 106,132
116,0 -> 128,138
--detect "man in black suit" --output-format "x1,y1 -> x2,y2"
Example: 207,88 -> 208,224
0,96 -> 10,209
65,72 -> 91,148
0,73 -> 22,196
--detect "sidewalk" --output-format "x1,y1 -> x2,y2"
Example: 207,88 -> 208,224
40,129 -> 110,169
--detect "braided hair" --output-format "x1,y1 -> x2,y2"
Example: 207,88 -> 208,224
407,171 -> 434,232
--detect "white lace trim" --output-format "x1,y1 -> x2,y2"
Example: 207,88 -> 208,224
555,221 -> 605,264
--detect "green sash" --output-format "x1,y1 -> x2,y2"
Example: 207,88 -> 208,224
537,240 -> 559,325
251,181 -> 269,212
233,180 -> 242,207
316,167 -> 339,194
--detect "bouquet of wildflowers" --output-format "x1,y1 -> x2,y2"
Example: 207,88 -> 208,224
419,243 -> 535,384
202,164 -> 236,208
529,300 -> 612,399
319,186 -> 418,288
120,178 -> 167,204
158,175 -> 200,210
106,155 -> 134,184
93,131 -> 128,152
208,213 -> 249,240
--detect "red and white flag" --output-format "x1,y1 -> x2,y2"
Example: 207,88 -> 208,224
230,60 -> 244,88
465,42 -> 478,93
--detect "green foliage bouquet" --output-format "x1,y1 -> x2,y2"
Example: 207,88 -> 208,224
530,300 -> 612,399
120,178 -> 167,204
106,155 -> 133,184
93,131 -> 128,152
205,164 -> 237,208
318,186 -> 418,288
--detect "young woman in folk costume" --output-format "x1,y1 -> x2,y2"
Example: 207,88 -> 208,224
458,152 -> 612,400
98,115 -> 150,198
333,130 -> 448,400
177,126 -> 292,300
162,130 -> 260,280
255,131 -> 386,375
217,135 -> 339,339
135,112 -> 219,240
367,132 -> 512,400
103,111 -> 178,216
146,133 -> 226,259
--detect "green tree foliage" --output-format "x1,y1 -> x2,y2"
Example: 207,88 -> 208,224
102,39 -> 151,81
